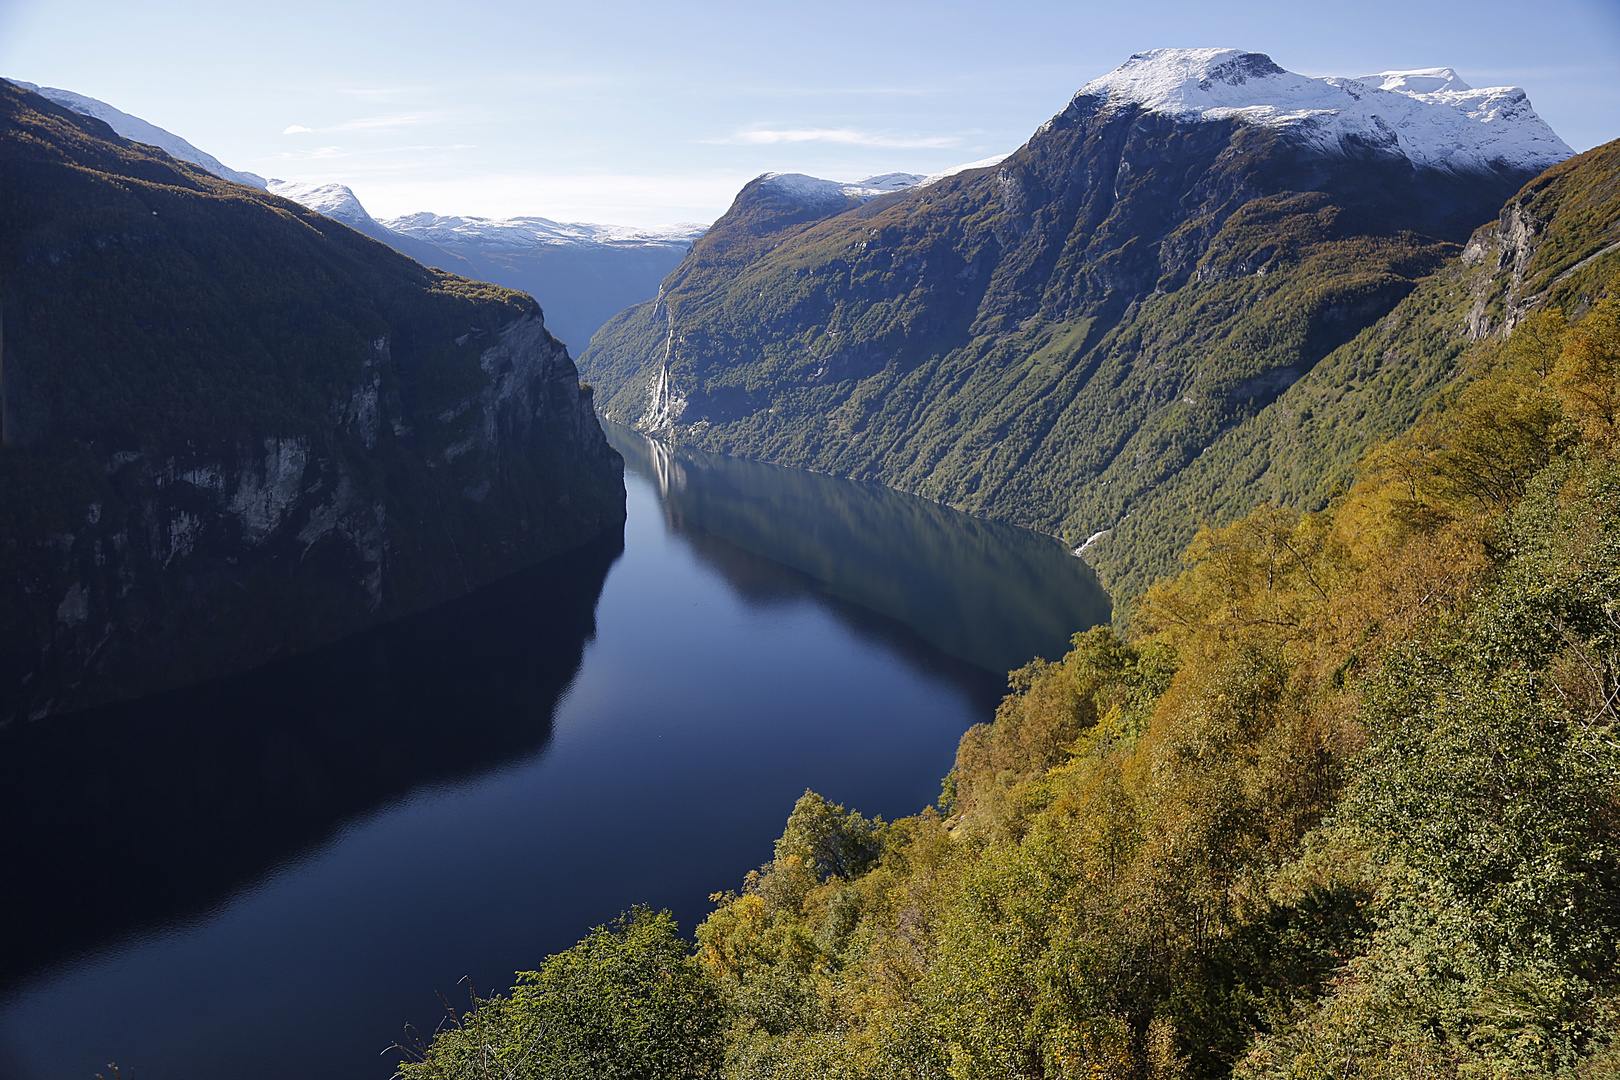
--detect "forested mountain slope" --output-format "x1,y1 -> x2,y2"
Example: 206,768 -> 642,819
581,49 -> 1572,599
682,272 -> 1620,1077
0,82 -> 624,723
1097,134 -> 1620,597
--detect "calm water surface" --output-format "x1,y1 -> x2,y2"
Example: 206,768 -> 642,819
0,424 -> 1108,1080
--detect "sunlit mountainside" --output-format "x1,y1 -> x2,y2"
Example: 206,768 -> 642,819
581,48 -> 1579,600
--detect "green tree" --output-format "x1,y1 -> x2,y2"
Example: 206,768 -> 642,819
396,908 -> 726,1080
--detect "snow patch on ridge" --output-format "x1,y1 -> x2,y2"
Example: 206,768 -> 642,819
5,78 -> 268,188
755,172 -> 901,207
1074,48 -> 1572,175
1360,67 -> 1472,96
853,172 -> 927,192
917,154 -> 1013,188
267,180 -> 376,229
754,158 -> 1013,205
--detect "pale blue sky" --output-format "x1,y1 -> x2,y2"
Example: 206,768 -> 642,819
2,0 -> 1616,225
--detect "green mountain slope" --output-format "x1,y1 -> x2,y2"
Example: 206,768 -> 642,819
0,82 -> 625,723
581,57 -> 1568,601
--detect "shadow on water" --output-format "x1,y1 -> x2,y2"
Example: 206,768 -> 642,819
0,531 -> 622,998
609,422 -> 1112,681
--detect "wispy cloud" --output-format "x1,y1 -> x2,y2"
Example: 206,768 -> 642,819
256,143 -> 475,167
709,127 -> 961,149
333,72 -> 619,101
282,124 -> 314,135
330,113 -> 435,132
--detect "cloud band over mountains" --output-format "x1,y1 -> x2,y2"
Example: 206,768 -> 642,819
710,126 -> 961,148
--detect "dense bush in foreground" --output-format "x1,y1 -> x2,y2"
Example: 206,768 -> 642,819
395,908 -> 724,1080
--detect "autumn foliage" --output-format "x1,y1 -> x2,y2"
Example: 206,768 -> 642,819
691,288 -> 1620,1080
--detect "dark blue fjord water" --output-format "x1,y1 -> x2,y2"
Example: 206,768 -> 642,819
0,424 -> 1108,1080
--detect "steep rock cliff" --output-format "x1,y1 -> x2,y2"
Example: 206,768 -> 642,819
0,82 -> 625,723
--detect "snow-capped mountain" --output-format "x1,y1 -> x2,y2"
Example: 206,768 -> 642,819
266,180 -> 376,231
751,165 -> 1010,206
4,78 -> 268,188
1075,48 -> 1571,175
263,179 -> 484,280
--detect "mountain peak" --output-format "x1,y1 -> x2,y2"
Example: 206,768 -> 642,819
267,180 -> 375,230
1081,48 -> 1287,104
1071,48 -> 1572,176
1360,67 -> 1472,95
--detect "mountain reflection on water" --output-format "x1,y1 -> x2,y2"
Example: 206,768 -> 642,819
0,534 -> 619,995
610,422 -> 1111,680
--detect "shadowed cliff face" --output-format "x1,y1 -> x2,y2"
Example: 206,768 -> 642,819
0,83 -> 626,722
0,531 -> 621,993
581,85 -> 1552,599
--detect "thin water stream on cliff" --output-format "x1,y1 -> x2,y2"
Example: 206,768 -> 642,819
0,424 -> 1109,1080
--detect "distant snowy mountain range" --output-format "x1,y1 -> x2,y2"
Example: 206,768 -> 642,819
237,180 -> 703,350
383,212 -> 707,252
4,52 -> 1573,346
1,77 -> 709,349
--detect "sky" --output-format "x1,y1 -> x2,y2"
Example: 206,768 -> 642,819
2,0 -> 1617,226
